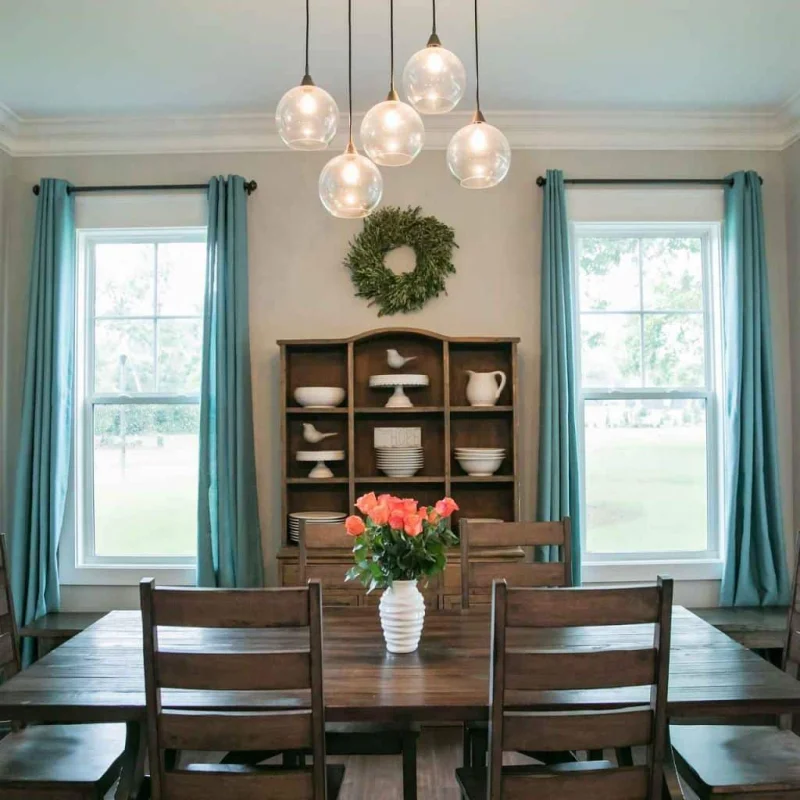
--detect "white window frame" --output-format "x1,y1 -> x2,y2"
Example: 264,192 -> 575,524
571,221 -> 725,581
61,227 -> 205,585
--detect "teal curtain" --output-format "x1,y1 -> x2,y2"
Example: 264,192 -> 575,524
536,169 -> 581,585
10,179 -> 75,663
720,171 -> 789,606
197,176 -> 263,587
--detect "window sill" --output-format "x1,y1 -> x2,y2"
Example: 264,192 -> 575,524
582,559 -> 723,584
58,563 -> 196,587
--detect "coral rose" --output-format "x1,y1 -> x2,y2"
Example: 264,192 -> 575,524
404,513 -> 423,537
377,493 -> 394,506
388,509 -> 405,530
355,492 -> 378,515
401,498 -> 418,516
368,503 -> 390,526
434,497 -> 459,518
427,507 -> 439,525
345,515 -> 365,537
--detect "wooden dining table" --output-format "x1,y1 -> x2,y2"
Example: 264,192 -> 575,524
1,606 -> 799,799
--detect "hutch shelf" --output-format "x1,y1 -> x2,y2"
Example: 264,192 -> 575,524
277,328 -> 521,608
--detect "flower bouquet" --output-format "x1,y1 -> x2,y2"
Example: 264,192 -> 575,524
345,492 -> 459,653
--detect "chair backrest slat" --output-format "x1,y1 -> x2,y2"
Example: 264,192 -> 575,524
0,534 -> 20,680
141,579 -> 328,800
505,647 -> 657,691
152,587 -> 310,628
299,522 -> 354,594
503,707 -> 653,753
486,578 -> 672,800
506,585 -> 661,628
460,520 -> 572,609
163,768 -> 314,800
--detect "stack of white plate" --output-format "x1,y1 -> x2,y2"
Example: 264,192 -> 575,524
455,447 -> 506,476
288,511 -> 347,544
376,446 -> 424,478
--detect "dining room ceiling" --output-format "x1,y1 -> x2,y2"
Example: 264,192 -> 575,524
0,0 -> 798,120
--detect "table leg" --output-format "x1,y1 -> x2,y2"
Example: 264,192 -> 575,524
115,720 -> 145,800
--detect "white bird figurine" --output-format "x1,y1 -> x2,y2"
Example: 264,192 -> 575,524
302,423 -> 338,444
387,349 -> 417,369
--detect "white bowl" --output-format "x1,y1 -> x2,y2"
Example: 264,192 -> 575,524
294,386 -> 345,408
379,465 -> 423,477
456,454 -> 505,476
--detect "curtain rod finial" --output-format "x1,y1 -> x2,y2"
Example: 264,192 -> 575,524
536,176 -> 546,187
245,180 -> 258,195
32,184 -> 41,196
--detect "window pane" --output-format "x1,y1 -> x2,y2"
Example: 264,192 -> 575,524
157,319 -> 203,393
95,320 -> 155,392
157,242 -> 206,316
93,404 -> 199,557
580,313 -> 642,388
642,238 -> 703,311
584,399 -> 708,554
94,243 -> 155,316
644,313 -> 705,388
578,237 -> 640,311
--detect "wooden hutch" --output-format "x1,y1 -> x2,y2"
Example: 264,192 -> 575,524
277,328 -> 521,608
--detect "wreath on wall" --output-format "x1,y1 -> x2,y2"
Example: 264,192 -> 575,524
345,206 -> 458,316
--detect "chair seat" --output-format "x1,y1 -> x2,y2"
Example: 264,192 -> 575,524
456,760 -> 616,799
0,723 -> 126,789
671,724 -> 800,796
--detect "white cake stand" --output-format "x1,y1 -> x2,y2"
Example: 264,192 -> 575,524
296,450 -> 345,479
368,374 -> 430,408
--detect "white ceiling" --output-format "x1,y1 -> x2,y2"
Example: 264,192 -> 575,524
1,0 -> 799,120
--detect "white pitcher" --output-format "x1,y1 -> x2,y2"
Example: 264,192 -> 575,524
465,370 -> 507,407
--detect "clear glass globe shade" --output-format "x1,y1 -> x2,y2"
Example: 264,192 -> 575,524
360,99 -> 425,167
447,121 -> 511,189
402,45 -> 466,114
275,83 -> 339,150
319,148 -> 384,218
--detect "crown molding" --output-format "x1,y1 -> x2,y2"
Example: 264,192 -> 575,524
0,102 -> 20,155
1,106 -> 799,157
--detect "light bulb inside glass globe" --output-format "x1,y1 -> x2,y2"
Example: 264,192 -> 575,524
447,117 -> 511,189
275,80 -> 339,151
360,94 -> 425,167
319,143 -> 384,218
402,38 -> 466,115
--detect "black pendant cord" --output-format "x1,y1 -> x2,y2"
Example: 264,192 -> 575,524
474,0 -> 481,114
389,0 -> 395,92
348,0 -> 353,143
432,0 -> 437,35
304,0 -> 310,78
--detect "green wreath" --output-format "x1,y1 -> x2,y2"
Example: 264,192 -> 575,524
345,206 -> 458,316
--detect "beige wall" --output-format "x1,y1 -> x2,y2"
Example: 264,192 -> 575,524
786,139 -> 800,531
1,148 -> 794,610
0,149 -> 12,532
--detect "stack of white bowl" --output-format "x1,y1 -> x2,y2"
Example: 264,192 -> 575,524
376,446 -> 424,478
288,510 -> 347,544
455,447 -> 506,476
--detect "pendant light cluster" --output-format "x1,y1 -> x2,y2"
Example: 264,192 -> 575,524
276,0 -> 510,218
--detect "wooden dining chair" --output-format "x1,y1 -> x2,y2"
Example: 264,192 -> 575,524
298,520 -> 420,800
456,577 -> 674,800
140,578 -> 345,800
0,533 -> 127,798
459,518 -> 573,767
668,534 -> 800,799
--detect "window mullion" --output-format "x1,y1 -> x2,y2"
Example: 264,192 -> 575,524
638,237 -> 646,388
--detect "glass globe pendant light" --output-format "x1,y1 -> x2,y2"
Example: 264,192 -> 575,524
275,0 -> 339,150
319,0 -> 383,218
446,0 -> 510,188
361,0 -> 425,166
402,0 -> 466,114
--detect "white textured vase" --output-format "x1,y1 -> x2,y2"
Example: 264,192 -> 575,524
379,580 -> 425,654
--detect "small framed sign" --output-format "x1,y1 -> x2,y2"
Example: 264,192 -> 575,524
374,427 -> 422,448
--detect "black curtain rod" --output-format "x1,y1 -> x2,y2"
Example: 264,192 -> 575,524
32,180 -> 258,196
535,176 -> 762,188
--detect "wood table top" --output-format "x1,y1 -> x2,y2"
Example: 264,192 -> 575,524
19,611 -> 106,638
1,607 -> 799,724
691,606 -> 789,650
